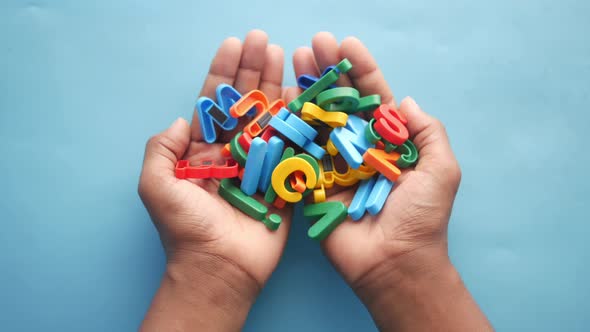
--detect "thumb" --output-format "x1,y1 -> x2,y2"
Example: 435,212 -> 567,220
399,97 -> 462,188
139,118 -> 191,194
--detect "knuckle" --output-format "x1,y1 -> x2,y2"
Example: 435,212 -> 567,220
137,178 -> 146,197
137,174 -> 151,201
430,118 -> 447,135
146,135 -> 161,150
442,160 -> 462,187
449,163 -> 462,186
453,163 -> 462,183
145,134 -> 181,162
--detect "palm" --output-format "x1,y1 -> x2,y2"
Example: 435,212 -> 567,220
157,30 -> 293,285
178,141 -> 291,284
322,166 -> 453,284
288,32 -> 460,285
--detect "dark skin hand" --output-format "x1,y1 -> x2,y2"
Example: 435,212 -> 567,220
139,30 -> 493,331
287,32 -> 493,331
138,30 -> 292,331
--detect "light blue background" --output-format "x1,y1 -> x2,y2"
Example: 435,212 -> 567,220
1,0 -> 589,331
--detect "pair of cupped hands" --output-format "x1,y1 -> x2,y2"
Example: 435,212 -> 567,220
138,30 -> 462,323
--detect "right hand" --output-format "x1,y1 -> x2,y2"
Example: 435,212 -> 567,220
289,32 -> 462,293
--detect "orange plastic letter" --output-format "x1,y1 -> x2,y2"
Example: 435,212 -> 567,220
362,148 -> 402,182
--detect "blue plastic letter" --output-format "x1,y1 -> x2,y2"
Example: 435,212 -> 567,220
258,136 -> 285,193
241,137 -> 268,195
365,174 -> 394,215
348,176 -> 377,221
195,84 -> 242,143
330,115 -> 374,169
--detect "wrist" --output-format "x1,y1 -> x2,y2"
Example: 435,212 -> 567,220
166,249 -> 260,310
352,244 -> 455,310
141,250 -> 259,331
353,245 -> 492,331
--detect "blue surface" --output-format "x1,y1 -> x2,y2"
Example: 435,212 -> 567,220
1,0 -> 589,331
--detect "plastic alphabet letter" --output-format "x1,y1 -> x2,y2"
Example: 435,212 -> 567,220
304,201 -> 348,241
269,108 -> 325,159
329,115 -> 374,169
229,132 -> 248,167
175,159 -> 238,179
258,136 -> 285,193
301,102 -> 348,128
271,156 -> 318,203
229,90 -> 268,118
196,84 -> 241,143
363,148 -> 402,182
218,179 -> 281,231
297,65 -> 337,90
316,87 -> 360,113
264,147 -> 295,204
288,59 -> 353,112
373,104 -> 409,145
241,137 -> 268,195
365,174 -> 394,215
396,139 -> 419,168
218,179 -> 268,220
238,132 -> 253,152
348,176 -> 377,221
243,99 -> 285,137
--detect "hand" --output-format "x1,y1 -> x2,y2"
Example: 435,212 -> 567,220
291,32 -> 461,286
138,30 -> 291,331
291,33 -> 491,331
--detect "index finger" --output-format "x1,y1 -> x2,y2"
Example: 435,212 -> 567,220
191,37 -> 243,142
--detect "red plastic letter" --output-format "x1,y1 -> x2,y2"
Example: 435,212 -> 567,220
373,104 -> 409,145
